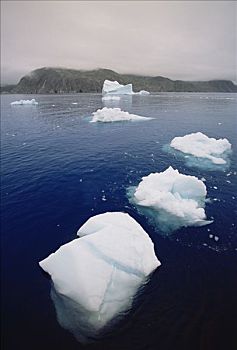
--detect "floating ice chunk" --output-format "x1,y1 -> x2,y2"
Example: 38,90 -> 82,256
39,212 -> 160,342
102,80 -> 133,95
129,166 -> 212,232
170,132 -> 231,165
135,90 -> 150,95
102,80 -> 150,96
102,95 -> 121,101
11,98 -> 38,105
90,107 -> 153,123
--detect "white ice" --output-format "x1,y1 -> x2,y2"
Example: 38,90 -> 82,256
102,80 -> 133,95
170,132 -> 231,165
11,98 -> 38,105
131,166 -> 212,232
102,80 -> 150,96
39,212 -> 160,341
90,107 -> 153,123
135,90 -> 150,95
102,95 -> 121,101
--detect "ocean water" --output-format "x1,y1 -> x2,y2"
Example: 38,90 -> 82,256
1,93 -> 237,350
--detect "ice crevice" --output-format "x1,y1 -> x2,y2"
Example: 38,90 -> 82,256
82,240 -> 145,279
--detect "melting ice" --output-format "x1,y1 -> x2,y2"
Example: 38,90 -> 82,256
129,166 -> 213,233
39,212 -> 160,342
170,132 -> 231,165
90,107 -> 153,122
11,99 -> 38,105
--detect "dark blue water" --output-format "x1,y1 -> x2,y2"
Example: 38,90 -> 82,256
1,93 -> 237,350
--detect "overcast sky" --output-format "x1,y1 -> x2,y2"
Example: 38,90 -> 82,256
1,1 -> 236,84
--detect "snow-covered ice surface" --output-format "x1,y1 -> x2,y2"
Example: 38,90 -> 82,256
128,166 -> 213,233
39,212 -> 160,342
102,80 -> 150,95
10,98 -> 38,105
90,107 -> 153,123
169,132 -> 231,169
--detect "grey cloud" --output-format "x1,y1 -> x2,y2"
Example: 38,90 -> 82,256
1,1 -> 236,84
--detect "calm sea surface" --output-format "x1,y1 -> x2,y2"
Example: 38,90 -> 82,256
1,93 -> 237,350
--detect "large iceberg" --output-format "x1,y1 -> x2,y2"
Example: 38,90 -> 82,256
129,166 -> 212,233
102,80 -> 150,96
170,132 -> 231,165
10,98 -> 38,105
102,80 -> 133,95
39,212 -> 160,342
90,107 -> 153,123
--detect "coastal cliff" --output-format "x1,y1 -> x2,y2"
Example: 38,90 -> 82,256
1,67 -> 236,93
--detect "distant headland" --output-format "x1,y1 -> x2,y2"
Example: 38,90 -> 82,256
1,67 -> 236,94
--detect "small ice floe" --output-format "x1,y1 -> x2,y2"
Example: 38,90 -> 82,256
209,234 -> 213,238
135,90 -> 150,95
201,177 -> 206,182
11,98 -> 38,105
102,195 -> 107,201
102,95 -> 121,101
213,186 -> 218,190
129,166 -> 213,233
226,180 -> 231,184
214,236 -> 219,242
72,102 -> 78,105
39,212 -> 160,342
90,107 -> 153,123
218,122 -> 222,125
170,132 -> 231,165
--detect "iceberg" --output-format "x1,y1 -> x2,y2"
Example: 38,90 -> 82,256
102,80 -> 133,95
39,212 -> 160,342
130,166 -> 213,233
136,90 -> 150,95
102,80 -> 150,95
102,95 -> 121,101
10,98 -> 38,105
170,132 -> 231,165
90,107 -> 153,123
